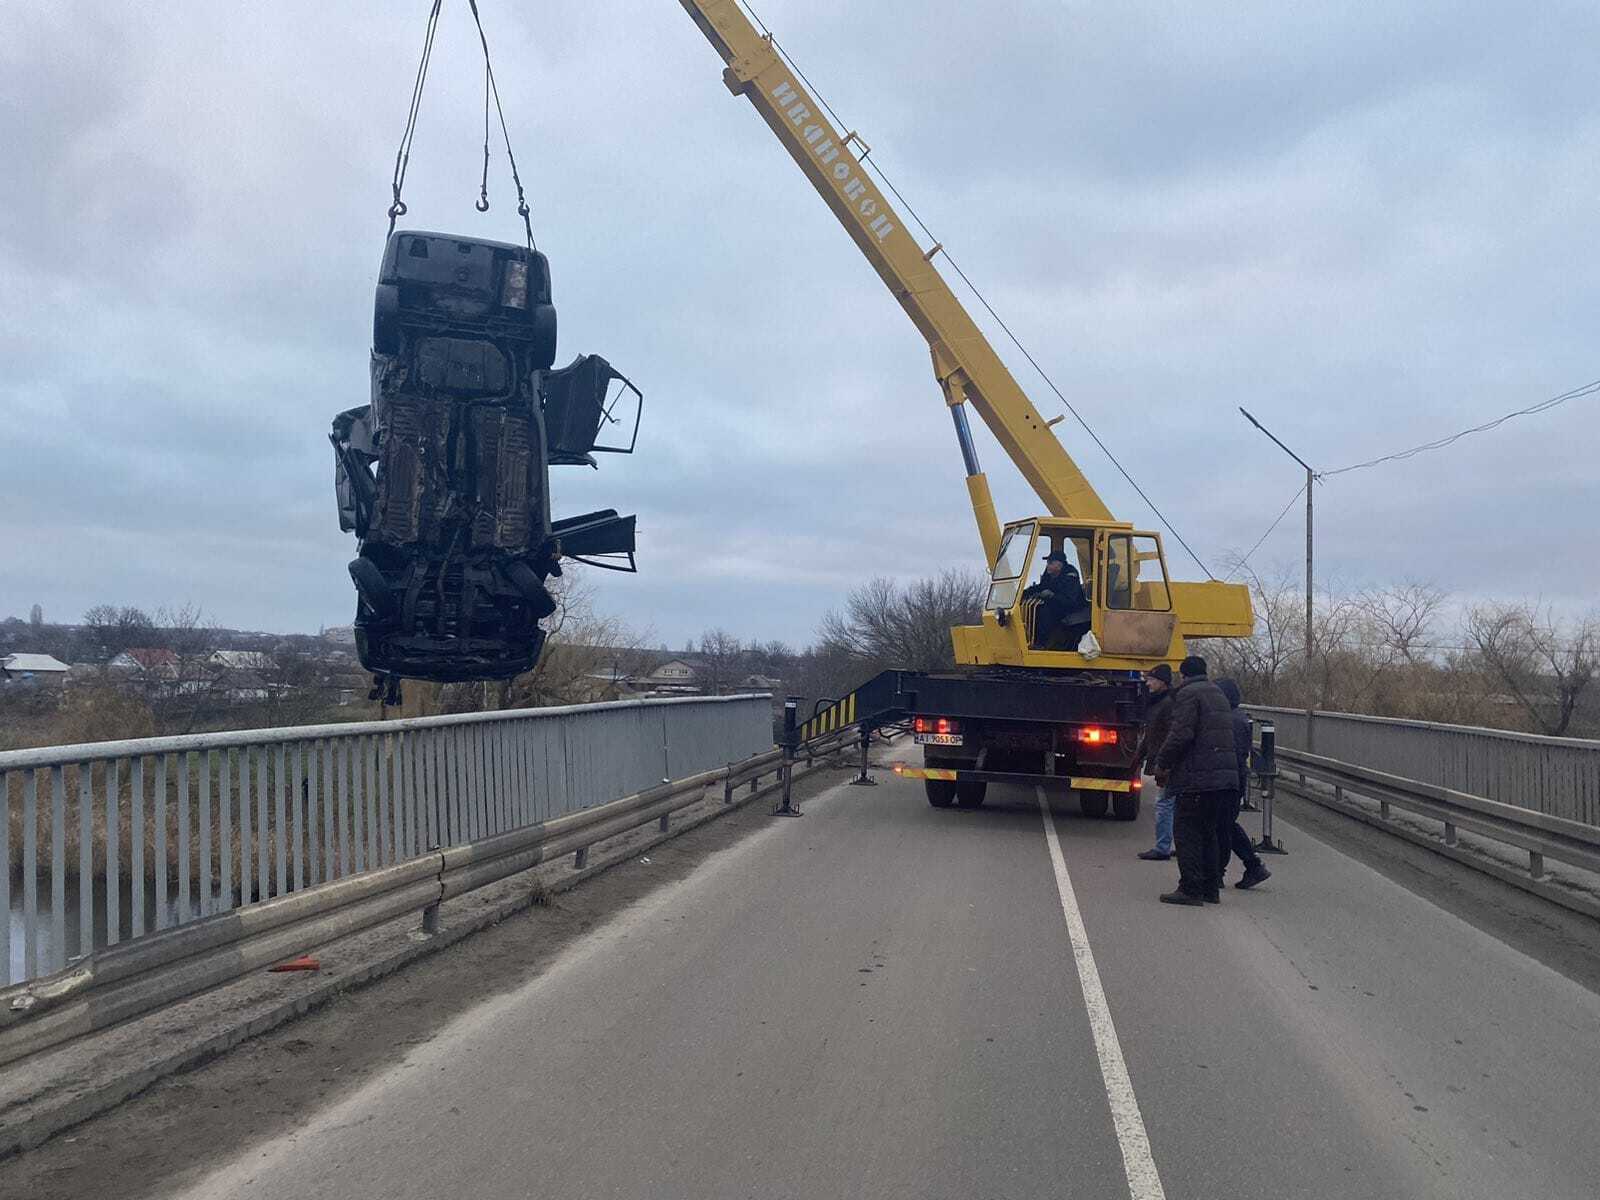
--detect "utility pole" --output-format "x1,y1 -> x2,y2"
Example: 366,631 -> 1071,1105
1240,408 -> 1318,750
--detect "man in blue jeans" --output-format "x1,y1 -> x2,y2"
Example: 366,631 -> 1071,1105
1134,664 -> 1178,861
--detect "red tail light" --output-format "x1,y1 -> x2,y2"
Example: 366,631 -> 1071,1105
1132,777 -> 1143,790
913,716 -> 961,734
1077,727 -> 1118,745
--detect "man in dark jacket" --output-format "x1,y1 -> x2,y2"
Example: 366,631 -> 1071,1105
1023,552 -> 1090,649
1216,679 -> 1271,889
1135,663 -> 1178,860
1154,655 -> 1238,905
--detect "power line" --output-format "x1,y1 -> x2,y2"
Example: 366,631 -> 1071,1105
1322,378 -> 1600,477
1225,482 -> 1307,581
738,3 -> 1215,578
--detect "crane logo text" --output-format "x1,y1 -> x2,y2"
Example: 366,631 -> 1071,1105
771,81 -> 896,244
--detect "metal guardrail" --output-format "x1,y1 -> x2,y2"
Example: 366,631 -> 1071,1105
3,696 -> 773,988
0,716 -> 863,1069
1276,745 -> 1600,888
1248,705 -> 1600,827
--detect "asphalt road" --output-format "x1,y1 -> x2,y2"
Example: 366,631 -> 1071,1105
172,769 -> 1600,1200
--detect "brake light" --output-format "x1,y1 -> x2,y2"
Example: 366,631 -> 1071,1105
1132,777 -> 1143,790
913,717 -> 928,733
936,717 -> 958,734
913,716 -> 960,734
1077,727 -> 1118,745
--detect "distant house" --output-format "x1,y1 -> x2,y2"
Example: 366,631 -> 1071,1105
109,647 -> 179,676
210,650 -> 276,671
647,658 -> 701,694
215,668 -> 270,703
1,653 -> 71,686
321,625 -> 358,647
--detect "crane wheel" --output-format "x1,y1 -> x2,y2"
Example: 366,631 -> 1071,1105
925,779 -> 957,808
1112,793 -> 1142,821
956,781 -> 988,808
1078,791 -> 1110,819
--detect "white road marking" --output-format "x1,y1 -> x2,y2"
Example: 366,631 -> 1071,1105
1037,786 -> 1167,1200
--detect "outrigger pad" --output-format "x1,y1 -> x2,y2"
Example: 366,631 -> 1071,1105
328,230 -> 642,683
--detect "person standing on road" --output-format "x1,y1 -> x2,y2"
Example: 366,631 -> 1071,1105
1216,678 -> 1272,890
1154,655 -> 1239,906
1135,663 -> 1178,861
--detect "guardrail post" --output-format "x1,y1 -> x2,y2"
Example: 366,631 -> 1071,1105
1444,822 -> 1458,847
849,724 -> 878,787
1379,798 -> 1390,820
724,767 -> 735,806
1253,720 -> 1286,855
574,845 -> 589,869
1529,850 -> 1546,880
774,698 -> 803,818
658,811 -> 670,833
421,902 -> 440,936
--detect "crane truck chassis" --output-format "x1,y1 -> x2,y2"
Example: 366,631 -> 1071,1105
802,666 -> 1146,815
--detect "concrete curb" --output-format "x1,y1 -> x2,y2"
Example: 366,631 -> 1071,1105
0,755 -> 853,1160
1282,780 -> 1600,923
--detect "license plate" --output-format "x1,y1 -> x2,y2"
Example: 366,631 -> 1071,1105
914,733 -> 964,746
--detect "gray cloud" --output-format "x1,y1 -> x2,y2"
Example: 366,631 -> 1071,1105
2,0 -> 1596,649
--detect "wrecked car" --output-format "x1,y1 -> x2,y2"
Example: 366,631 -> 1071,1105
332,230 -> 640,691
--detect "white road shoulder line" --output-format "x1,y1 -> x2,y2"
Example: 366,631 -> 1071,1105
1037,786 -> 1167,1200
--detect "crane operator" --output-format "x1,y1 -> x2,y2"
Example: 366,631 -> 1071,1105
1023,551 -> 1092,649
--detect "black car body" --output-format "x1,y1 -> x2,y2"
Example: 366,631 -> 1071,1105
332,230 -> 640,684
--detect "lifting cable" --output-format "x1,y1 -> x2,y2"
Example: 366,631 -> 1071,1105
739,2 -> 1217,579
466,0 -> 536,249
386,0 -> 537,250
387,0 -> 444,237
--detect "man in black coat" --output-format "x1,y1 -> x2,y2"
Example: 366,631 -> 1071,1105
1023,551 -> 1090,649
1154,655 -> 1239,905
1217,678 -> 1272,889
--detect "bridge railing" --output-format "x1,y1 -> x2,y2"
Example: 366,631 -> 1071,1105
1247,706 -> 1600,827
2,695 -> 774,987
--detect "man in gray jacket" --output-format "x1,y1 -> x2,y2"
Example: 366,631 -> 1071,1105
1154,655 -> 1239,906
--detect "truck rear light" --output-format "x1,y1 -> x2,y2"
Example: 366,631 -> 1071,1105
913,716 -> 961,734
1077,727 -> 1117,745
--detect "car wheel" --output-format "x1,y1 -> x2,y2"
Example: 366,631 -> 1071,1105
504,561 -> 558,619
528,303 -> 557,370
1112,792 -> 1142,821
925,779 -> 957,808
373,284 -> 401,355
1078,790 -> 1110,819
348,556 -> 396,618
956,781 -> 988,808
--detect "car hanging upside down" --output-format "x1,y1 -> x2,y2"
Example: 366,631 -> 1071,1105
331,230 -> 641,697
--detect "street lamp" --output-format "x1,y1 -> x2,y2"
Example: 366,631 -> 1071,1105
1239,407 -> 1319,745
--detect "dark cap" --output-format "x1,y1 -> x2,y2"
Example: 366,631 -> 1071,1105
1145,663 -> 1173,685
1179,654 -> 1208,678
1043,551 -> 1069,564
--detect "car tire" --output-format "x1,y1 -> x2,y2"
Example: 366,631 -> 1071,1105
348,556 -> 396,618
956,781 -> 988,808
504,560 -> 559,619
373,284 -> 401,355
926,779 -> 957,808
1112,792 -> 1142,821
528,303 -> 557,370
1078,790 -> 1110,819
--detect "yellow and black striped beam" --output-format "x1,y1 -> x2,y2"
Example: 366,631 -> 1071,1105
800,691 -> 857,742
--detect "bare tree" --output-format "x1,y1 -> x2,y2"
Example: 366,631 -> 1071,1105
1204,562 -> 1301,703
502,574 -> 651,709
696,629 -> 745,696
1357,582 -> 1445,667
81,604 -> 156,659
1464,602 -> 1597,736
818,568 -> 986,676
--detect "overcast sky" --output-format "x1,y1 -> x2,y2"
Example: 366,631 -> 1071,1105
2,1 -> 1596,651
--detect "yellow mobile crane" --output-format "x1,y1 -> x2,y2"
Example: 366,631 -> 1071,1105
680,2 -> 1252,813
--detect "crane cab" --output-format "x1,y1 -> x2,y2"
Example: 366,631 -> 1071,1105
953,518 -> 1220,671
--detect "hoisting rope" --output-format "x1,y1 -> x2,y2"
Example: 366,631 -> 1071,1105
387,0 -> 444,237
466,0 -> 536,249
385,0 -> 537,250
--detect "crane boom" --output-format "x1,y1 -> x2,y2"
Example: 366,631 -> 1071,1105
680,0 -> 1116,559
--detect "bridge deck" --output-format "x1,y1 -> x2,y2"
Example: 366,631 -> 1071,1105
141,768 -> 1600,1200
